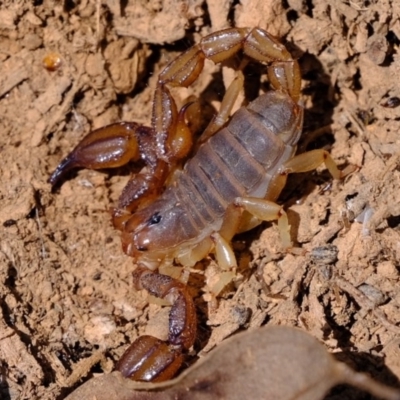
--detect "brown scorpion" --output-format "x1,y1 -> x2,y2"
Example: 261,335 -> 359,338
49,27 -> 348,383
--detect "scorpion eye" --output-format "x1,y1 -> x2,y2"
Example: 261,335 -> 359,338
147,212 -> 162,226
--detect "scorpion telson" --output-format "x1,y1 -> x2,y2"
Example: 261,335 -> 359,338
49,27 -> 349,382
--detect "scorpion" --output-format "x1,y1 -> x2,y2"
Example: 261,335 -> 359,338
49,27 -> 348,383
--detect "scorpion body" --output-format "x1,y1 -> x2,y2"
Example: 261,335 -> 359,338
49,27 -> 346,383
123,91 -> 302,269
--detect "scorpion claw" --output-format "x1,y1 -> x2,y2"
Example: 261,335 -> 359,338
116,335 -> 184,382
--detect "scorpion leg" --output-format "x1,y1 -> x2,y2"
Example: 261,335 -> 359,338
116,267 -> 196,382
206,149 -> 353,294
231,149 -> 353,251
209,232 -> 238,296
235,197 -> 292,248
231,146 -> 354,247
206,198 -> 293,296
279,149 -> 352,179
199,70 -> 245,144
177,237 -> 213,268
204,205 -> 244,296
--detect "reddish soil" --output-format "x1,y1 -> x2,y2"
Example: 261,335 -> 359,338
0,0 -> 399,399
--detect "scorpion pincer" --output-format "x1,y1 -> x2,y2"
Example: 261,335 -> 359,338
49,27 -> 347,382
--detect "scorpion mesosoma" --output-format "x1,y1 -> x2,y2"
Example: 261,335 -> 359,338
49,27 -> 347,383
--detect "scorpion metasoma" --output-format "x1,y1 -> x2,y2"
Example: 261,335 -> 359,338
49,27 -> 349,383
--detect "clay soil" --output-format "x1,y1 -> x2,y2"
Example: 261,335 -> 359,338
1,0 -> 400,399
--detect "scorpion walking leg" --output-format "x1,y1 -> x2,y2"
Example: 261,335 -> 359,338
229,151 -> 353,259
205,199 -> 291,296
210,232 -> 238,296
235,197 -> 291,248
116,267 -> 197,382
229,149 -> 353,252
207,205 -> 245,295
279,149 -> 354,179
199,70 -> 245,144
210,167 -> 355,295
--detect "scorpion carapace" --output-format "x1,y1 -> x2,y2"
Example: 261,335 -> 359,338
49,27 -> 347,382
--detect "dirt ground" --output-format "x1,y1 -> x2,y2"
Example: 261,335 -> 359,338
1,0 -> 400,399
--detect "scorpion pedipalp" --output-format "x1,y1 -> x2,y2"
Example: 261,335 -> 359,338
116,268 -> 196,382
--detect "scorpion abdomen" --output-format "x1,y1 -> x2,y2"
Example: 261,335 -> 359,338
175,91 -> 302,233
